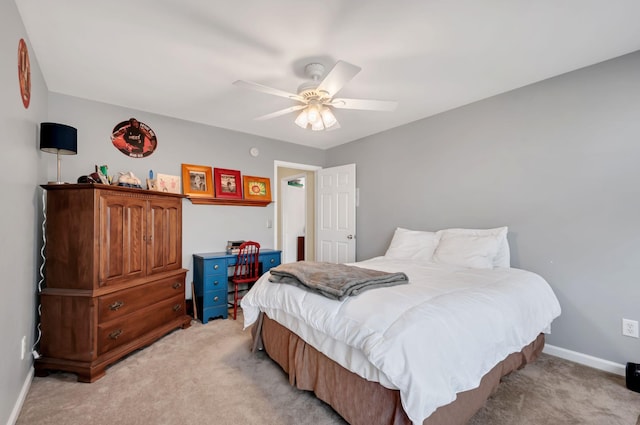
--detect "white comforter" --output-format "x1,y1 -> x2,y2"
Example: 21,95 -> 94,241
242,257 -> 561,424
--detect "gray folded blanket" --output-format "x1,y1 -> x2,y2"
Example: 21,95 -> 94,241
268,261 -> 409,301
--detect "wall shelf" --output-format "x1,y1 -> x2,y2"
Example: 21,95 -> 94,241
187,197 -> 271,207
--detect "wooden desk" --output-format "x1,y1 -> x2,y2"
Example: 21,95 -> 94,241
193,249 -> 282,323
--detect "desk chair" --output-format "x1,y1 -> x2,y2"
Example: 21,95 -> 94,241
230,241 -> 260,320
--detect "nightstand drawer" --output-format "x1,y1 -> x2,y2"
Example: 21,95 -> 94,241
203,289 -> 227,309
261,253 -> 281,272
203,275 -> 226,292
203,259 -> 227,276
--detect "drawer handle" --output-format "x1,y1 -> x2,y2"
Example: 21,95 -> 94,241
173,304 -> 182,312
213,264 -> 219,270
109,301 -> 125,311
270,258 -> 275,263
213,280 -> 219,286
172,282 -> 182,289
213,296 -> 219,302
109,329 -> 123,340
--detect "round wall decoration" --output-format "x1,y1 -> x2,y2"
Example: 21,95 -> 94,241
18,39 -> 31,109
111,118 -> 157,158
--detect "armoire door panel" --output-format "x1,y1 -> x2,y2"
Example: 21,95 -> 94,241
99,195 -> 146,285
148,199 -> 182,274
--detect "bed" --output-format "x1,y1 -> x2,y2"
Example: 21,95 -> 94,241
241,227 -> 561,425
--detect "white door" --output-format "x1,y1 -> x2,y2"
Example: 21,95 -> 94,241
316,164 -> 356,263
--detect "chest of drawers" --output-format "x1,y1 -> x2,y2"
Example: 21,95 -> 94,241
35,185 -> 191,382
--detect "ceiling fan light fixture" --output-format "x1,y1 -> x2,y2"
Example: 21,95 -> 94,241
306,105 -> 320,124
320,107 -> 337,129
294,110 -> 309,129
294,106 -> 338,131
311,119 -> 325,131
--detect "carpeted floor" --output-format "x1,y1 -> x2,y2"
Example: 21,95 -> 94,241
17,313 -> 640,425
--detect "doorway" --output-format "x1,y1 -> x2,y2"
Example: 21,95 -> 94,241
274,161 -> 321,263
281,175 -> 306,263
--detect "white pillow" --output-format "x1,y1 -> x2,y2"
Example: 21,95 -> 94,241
434,227 -> 510,268
384,227 -> 440,262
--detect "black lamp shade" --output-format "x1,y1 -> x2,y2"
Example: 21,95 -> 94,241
40,122 -> 77,155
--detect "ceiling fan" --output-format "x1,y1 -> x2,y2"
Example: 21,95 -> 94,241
233,60 -> 398,131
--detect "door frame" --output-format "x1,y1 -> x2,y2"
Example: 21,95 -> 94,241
273,160 -> 322,260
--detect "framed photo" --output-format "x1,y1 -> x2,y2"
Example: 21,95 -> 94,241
156,173 -> 182,194
243,176 -> 271,202
181,164 -> 213,198
214,168 -> 242,199
111,118 -> 158,158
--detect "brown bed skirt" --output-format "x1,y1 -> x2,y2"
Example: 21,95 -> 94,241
256,313 -> 545,425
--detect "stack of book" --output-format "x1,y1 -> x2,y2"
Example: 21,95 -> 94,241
226,240 -> 245,255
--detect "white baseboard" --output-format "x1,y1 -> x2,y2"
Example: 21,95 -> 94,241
543,344 -> 625,376
6,366 -> 33,425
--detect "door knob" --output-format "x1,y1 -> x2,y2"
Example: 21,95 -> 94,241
347,235 -> 354,240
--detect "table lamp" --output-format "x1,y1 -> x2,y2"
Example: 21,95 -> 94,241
40,122 -> 77,184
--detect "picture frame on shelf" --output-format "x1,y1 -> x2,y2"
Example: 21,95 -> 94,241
214,168 -> 243,199
242,175 -> 271,202
156,173 -> 181,194
181,164 -> 213,198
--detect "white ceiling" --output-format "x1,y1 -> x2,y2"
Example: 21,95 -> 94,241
15,0 -> 640,150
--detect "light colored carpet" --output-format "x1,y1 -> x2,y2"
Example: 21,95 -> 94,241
17,313 -> 640,425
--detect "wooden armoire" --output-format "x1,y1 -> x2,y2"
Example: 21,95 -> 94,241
35,184 -> 191,382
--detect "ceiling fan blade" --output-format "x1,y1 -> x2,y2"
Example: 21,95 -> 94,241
255,104 -> 307,121
330,98 -> 398,112
316,61 -> 361,97
233,80 -> 305,102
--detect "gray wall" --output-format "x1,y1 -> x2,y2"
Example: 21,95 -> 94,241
326,51 -> 640,366
1,1 -> 48,423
